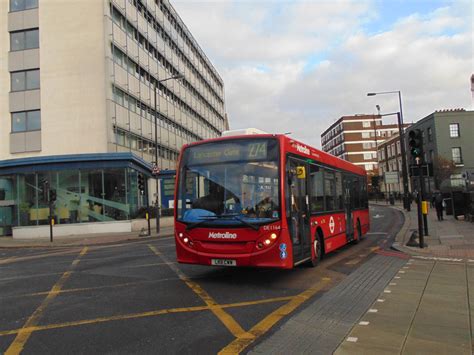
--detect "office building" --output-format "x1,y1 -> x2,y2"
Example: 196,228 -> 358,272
0,0 -> 227,237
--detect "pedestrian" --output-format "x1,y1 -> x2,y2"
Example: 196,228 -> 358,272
433,192 -> 444,221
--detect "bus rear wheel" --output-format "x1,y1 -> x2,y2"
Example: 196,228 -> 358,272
352,220 -> 362,244
307,233 -> 323,267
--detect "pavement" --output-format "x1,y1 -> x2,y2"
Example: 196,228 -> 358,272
0,224 -> 174,248
335,201 -> 474,354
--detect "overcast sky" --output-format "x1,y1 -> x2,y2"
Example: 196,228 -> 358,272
173,0 -> 473,148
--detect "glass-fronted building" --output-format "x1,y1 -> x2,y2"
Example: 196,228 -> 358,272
0,153 -> 151,236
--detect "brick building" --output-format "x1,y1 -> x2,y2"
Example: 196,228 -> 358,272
321,115 -> 408,177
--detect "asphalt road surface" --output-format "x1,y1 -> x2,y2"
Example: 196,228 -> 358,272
0,205 -> 403,354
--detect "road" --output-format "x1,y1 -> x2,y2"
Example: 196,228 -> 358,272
0,205 -> 403,354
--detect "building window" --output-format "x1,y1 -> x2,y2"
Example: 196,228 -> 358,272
10,0 -> 38,12
10,29 -> 39,51
363,153 -> 373,160
452,147 -> 463,164
449,123 -> 459,138
11,69 -> 40,91
11,110 -> 41,132
427,127 -> 433,142
362,132 -> 370,139
362,121 -> 371,128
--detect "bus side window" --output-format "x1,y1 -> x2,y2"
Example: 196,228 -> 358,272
353,178 -> 360,208
335,171 -> 343,210
310,165 -> 324,212
324,170 -> 336,211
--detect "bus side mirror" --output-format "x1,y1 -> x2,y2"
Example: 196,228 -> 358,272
296,166 -> 306,179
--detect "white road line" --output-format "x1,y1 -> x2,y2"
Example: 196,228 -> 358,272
359,321 -> 370,325
368,309 -> 378,313
389,283 -> 397,286
377,299 -> 385,302
384,290 -> 392,293
347,337 -> 358,342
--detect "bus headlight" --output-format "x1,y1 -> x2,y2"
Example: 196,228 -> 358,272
270,233 -> 277,240
178,233 -> 184,238
264,239 -> 271,245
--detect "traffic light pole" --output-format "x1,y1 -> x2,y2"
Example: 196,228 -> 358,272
397,112 -> 410,212
416,161 -> 424,248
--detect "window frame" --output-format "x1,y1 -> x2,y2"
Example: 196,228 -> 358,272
11,110 -> 41,133
10,69 -> 40,92
449,123 -> 460,138
9,28 -> 39,52
451,147 -> 463,165
9,0 -> 38,12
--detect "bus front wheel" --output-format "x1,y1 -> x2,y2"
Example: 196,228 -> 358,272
307,232 -> 323,267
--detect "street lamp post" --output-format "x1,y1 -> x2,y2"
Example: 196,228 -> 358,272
367,91 -> 410,211
153,74 -> 184,235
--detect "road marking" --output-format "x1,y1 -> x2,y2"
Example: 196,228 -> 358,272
399,271 -> 405,274
376,299 -> 385,302
218,277 -> 331,354
359,321 -> 370,326
368,309 -> 378,313
384,290 -> 391,293
347,337 -> 358,342
0,296 -> 294,337
395,276 -> 401,279
5,247 -> 88,355
390,283 -> 397,286
413,255 -> 464,262
0,249 -> 81,265
147,244 -> 249,339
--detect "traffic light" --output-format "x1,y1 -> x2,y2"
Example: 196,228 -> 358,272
42,180 -> 49,201
49,189 -> 57,202
138,174 -> 145,194
408,129 -> 423,162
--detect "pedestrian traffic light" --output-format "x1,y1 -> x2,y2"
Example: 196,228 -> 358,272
49,189 -> 57,202
408,129 -> 423,161
138,174 -> 145,194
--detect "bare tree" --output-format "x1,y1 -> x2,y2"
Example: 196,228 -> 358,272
433,155 -> 457,189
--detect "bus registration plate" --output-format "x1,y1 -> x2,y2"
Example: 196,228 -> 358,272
211,259 -> 236,266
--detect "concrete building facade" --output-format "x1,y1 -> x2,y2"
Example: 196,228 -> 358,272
0,0 -> 227,237
404,109 -> 474,193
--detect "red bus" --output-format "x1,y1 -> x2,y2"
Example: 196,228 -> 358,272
174,131 -> 369,269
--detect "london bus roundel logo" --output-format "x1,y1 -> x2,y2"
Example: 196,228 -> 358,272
329,216 -> 335,234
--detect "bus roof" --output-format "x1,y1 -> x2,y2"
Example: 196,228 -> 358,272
182,134 -> 367,177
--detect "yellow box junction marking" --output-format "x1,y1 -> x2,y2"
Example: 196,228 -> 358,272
5,247 -> 88,355
147,244 -> 251,339
0,296 -> 294,338
218,277 -> 331,354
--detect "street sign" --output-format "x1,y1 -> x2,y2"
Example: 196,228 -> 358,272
152,165 -> 160,175
384,171 -> 399,184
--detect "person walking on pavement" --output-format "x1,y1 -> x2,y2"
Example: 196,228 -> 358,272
432,192 -> 444,221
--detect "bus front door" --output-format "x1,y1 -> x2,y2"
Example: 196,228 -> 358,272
287,158 -> 311,264
344,178 -> 354,242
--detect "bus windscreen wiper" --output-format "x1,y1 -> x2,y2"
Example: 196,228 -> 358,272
185,216 -> 217,231
216,214 -> 260,231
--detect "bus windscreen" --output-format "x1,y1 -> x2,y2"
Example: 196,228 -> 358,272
177,138 -> 280,228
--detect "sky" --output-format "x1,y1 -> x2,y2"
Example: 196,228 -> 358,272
173,0 -> 473,148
